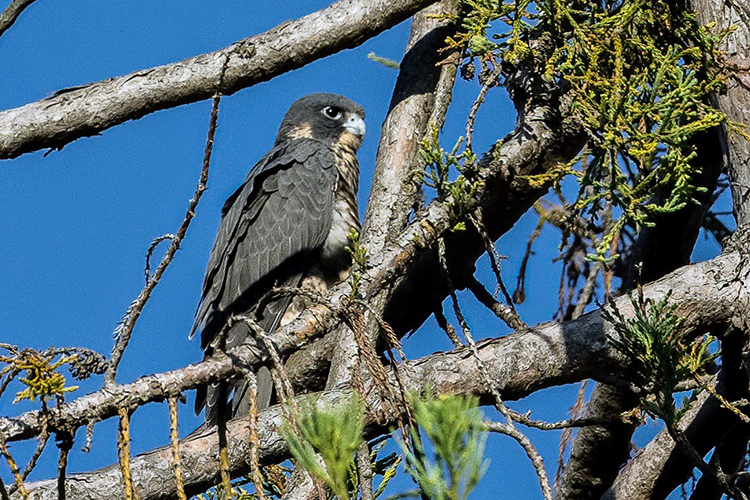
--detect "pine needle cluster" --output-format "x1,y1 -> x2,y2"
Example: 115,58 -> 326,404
603,293 -> 716,424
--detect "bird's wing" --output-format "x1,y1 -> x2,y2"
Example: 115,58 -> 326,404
194,138 -> 337,350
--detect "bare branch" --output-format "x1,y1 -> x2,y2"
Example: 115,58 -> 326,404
55,440 -> 70,500
0,0 -> 36,39
503,407 -> 629,431
6,248 -> 748,499
106,70 -> 224,385
465,67 -> 499,152
0,435 -> 27,498
485,421 -> 553,500
466,275 -> 525,331
0,0 -> 439,160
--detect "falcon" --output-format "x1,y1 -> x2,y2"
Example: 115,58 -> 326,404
193,93 -> 365,425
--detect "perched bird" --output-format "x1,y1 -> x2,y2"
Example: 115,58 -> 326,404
192,93 -> 365,425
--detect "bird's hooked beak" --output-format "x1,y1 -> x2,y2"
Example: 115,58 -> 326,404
344,113 -> 366,139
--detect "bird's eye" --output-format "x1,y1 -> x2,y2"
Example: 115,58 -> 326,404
322,106 -> 342,120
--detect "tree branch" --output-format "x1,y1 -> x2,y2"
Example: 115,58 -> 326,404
2,250 -> 746,499
0,0 -> 37,39
0,0 -> 439,159
690,0 -> 750,226
326,0 -> 460,394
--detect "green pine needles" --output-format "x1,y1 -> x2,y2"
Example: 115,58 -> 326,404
280,394 -> 488,500
399,394 -> 489,500
603,292 -> 716,424
283,397 -> 365,500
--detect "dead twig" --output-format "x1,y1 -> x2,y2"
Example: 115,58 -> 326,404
243,370 -> 266,500
505,405 -> 629,431
144,234 -> 175,283
437,238 -> 552,500
465,67 -> 500,152
0,434 -> 28,499
432,307 -> 463,348
466,276 -> 526,331
484,421 -> 553,500
469,212 -> 519,316
227,315 -> 299,419
117,408 -> 134,500
106,56 -> 229,386
168,397 -> 187,500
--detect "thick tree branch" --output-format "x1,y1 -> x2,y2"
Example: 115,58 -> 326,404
0,0 -> 439,160
361,0 -> 459,252
4,250 -> 748,499
383,72 -> 585,336
326,0 -> 460,391
690,0 -> 750,226
14,248 -> 750,500
0,300 -> 336,443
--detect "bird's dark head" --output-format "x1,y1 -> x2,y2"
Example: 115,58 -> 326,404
276,93 -> 366,150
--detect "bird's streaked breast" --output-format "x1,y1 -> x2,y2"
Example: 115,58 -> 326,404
320,141 -> 360,279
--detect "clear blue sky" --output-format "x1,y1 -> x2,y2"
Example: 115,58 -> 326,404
0,0 -> 726,497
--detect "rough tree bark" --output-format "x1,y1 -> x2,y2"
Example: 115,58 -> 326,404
691,0 -> 750,226
0,0 -> 440,159
14,250 -> 750,499
1,1 -> 748,499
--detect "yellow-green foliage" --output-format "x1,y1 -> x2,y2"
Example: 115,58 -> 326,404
400,394 -> 489,500
345,229 -> 368,297
418,128 -> 480,232
0,345 -> 79,403
603,293 -> 717,424
447,0 -> 727,261
282,396 -> 365,500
